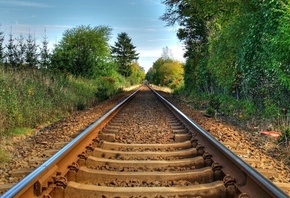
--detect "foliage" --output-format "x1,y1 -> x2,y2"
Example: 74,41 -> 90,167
5,30 -> 17,67
39,29 -> 51,69
95,77 -> 121,101
111,32 -> 139,77
147,56 -> 184,89
14,34 -> 26,67
0,24 -> 142,143
161,0 -> 290,127
1,28 -> 53,69
205,107 -> 215,117
127,62 -> 145,85
50,25 -> 112,78
0,66 -> 121,136
25,32 -> 38,68
0,24 -> 4,63
278,126 -> 290,145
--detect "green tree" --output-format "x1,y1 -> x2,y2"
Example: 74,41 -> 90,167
127,62 -> 145,85
5,29 -> 17,67
39,29 -> 51,69
26,32 -> 38,68
161,0 -> 209,93
148,51 -> 184,89
159,60 -> 184,89
15,34 -> 26,67
50,25 -> 112,78
145,67 -> 155,83
162,0 -> 290,119
0,24 -> 4,63
111,32 -> 139,77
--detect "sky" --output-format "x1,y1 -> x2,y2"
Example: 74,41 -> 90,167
0,0 -> 185,72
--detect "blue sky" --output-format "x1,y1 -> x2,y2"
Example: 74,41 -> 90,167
0,0 -> 185,72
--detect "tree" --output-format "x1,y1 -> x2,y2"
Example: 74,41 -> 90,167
26,31 -> 38,68
161,0 -> 290,119
147,54 -> 184,89
39,29 -> 51,69
127,62 -> 145,85
161,0 -> 210,93
50,25 -> 112,78
5,28 -> 17,67
159,60 -> 184,89
13,34 -> 26,67
0,24 -> 4,63
111,32 -> 139,77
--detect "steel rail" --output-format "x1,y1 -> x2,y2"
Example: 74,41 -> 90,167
1,88 -> 140,198
150,86 -> 288,198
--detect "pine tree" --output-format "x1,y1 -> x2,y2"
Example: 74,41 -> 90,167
26,31 -> 38,68
15,34 -> 26,67
111,32 -> 139,77
39,29 -> 50,69
5,27 -> 17,67
0,24 -> 4,63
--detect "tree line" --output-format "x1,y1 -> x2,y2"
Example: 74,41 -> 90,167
161,0 -> 290,123
0,24 -> 144,84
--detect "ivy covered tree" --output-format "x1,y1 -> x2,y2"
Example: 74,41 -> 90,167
111,32 -> 139,77
50,25 -> 112,78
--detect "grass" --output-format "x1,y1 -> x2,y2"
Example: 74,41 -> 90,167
0,66 -> 122,137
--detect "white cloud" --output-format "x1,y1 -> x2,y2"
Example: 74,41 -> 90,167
137,44 -> 185,72
0,0 -> 50,8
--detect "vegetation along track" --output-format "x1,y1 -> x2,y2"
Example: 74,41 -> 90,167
1,85 -> 288,198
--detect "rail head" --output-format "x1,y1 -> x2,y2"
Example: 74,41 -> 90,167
1,88 -> 140,198
149,86 -> 288,198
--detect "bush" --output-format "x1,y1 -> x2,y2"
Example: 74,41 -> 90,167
278,127 -> 290,145
205,107 -> 215,117
0,66 -> 123,136
95,77 -> 122,101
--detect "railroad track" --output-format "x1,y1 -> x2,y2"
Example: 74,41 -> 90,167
1,85 -> 288,198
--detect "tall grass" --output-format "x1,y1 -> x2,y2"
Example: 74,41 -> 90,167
0,66 -> 121,136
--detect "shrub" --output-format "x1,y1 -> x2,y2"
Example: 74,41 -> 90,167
205,107 -> 215,117
95,77 -> 121,101
0,66 -> 124,136
278,127 -> 290,145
